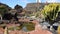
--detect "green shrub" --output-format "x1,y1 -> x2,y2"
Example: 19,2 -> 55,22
8,27 -> 14,30
23,22 -> 35,31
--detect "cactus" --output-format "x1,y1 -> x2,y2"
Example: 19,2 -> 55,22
4,27 -> 8,34
57,26 -> 60,34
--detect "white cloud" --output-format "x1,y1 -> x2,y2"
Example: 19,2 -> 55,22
45,0 -> 60,3
19,0 -> 60,3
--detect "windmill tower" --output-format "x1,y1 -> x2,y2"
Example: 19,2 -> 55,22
36,0 -> 39,3
36,0 -> 41,3
36,0 -> 40,12
46,0 -> 48,5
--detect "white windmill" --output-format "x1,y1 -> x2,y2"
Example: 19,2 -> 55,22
36,0 -> 41,3
36,0 -> 41,12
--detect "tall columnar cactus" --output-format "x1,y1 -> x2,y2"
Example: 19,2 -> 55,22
57,25 -> 60,34
4,27 -> 8,34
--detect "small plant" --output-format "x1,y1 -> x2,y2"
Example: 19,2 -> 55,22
15,26 -> 22,30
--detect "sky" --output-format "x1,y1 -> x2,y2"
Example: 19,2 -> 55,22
0,0 -> 60,8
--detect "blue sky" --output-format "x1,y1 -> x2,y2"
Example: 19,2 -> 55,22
0,0 -> 60,8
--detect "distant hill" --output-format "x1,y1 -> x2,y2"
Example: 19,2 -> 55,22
0,3 -> 12,11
